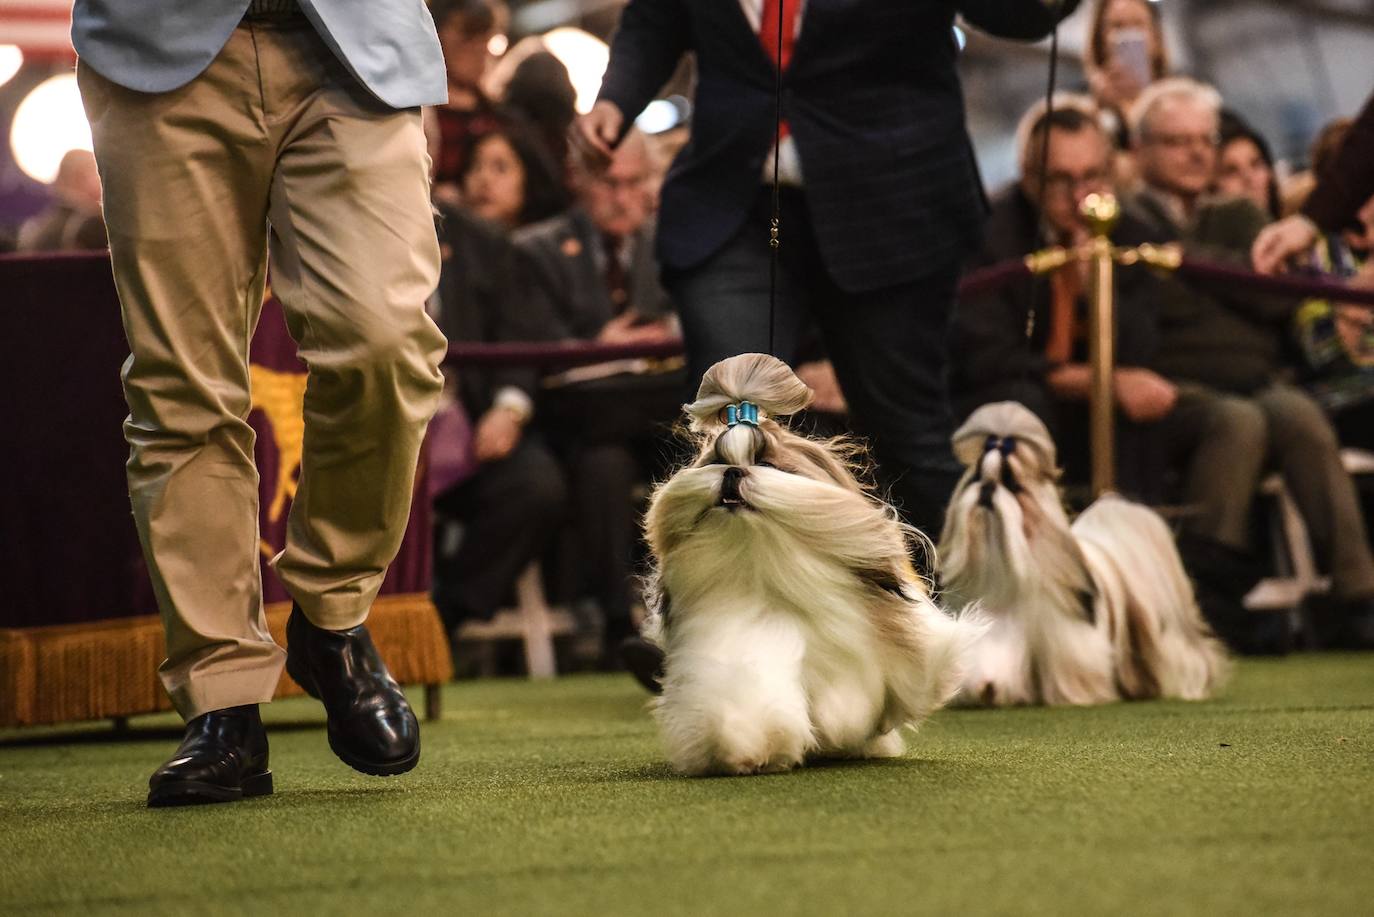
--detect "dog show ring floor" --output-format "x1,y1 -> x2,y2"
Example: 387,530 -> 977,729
2,654 -> 1371,915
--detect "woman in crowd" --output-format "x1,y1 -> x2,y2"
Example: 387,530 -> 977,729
1288,118 -> 1374,453
428,115 -> 569,666
1215,112 -> 1282,220
1084,0 -> 1171,186
460,116 -> 570,231
488,40 -> 579,186
430,0 -> 508,208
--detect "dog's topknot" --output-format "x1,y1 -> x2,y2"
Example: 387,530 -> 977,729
951,401 -> 1059,474
684,353 -> 813,432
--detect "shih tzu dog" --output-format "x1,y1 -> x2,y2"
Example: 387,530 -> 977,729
939,401 -> 1228,707
640,353 -> 979,776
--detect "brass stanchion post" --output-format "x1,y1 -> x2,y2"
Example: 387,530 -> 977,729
1080,192 -> 1120,497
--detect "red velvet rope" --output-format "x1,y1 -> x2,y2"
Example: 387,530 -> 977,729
446,338 -> 686,365
955,259 -> 1033,299
1173,257 -> 1374,306
6,250 -> 1370,369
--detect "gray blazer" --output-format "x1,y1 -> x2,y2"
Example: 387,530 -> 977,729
71,0 -> 446,109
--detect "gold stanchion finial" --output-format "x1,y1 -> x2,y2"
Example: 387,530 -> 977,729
1079,191 -> 1120,238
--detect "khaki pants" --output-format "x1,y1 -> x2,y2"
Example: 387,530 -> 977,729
79,19 -> 447,719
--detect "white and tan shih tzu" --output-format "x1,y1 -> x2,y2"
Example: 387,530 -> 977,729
939,401 -> 1229,707
640,353 -> 980,776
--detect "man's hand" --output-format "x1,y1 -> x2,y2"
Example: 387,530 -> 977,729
1114,367 -> 1177,423
596,312 -> 675,345
473,406 -> 524,463
570,101 -> 624,172
1252,214 -> 1319,275
795,360 -> 847,414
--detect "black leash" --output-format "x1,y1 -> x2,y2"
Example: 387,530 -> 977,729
768,0 -> 785,357
1025,6 -> 1063,347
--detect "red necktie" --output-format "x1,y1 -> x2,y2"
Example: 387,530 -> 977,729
758,0 -> 799,140
603,233 -> 629,315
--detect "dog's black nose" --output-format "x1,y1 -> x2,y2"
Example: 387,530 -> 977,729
720,466 -> 747,505
977,480 -> 996,508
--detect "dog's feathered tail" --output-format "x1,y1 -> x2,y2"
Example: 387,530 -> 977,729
1073,495 -> 1230,700
874,594 -> 989,733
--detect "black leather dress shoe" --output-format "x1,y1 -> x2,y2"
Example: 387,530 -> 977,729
147,705 -> 271,808
285,604 -> 420,776
618,635 -> 665,695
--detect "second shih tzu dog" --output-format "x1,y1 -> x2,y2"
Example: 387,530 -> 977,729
641,353 -> 979,776
939,401 -> 1228,707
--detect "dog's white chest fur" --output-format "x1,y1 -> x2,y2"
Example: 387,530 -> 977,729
654,524 -> 899,772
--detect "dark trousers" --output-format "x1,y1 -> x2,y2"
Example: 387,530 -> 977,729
431,435 -> 568,629
665,187 -> 963,543
539,372 -> 685,645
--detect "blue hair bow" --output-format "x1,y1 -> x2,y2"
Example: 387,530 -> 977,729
983,434 -> 1017,455
725,401 -> 761,428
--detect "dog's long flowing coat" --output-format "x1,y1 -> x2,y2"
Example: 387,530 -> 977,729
939,401 -> 1228,706
641,354 -> 978,776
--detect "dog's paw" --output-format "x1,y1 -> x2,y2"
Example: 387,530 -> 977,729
721,752 -> 801,776
861,730 -> 905,759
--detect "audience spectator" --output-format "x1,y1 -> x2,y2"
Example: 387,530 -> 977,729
500,48 -> 578,180
428,203 -> 568,645
459,116 -> 570,231
1083,0 -> 1171,186
1215,111 -> 1281,220
1254,89 -> 1374,275
1289,116 -> 1374,452
16,150 -> 107,253
951,96 -> 1172,500
514,130 -> 684,664
1126,78 -> 1374,649
1278,118 -> 1350,220
429,0 -> 508,209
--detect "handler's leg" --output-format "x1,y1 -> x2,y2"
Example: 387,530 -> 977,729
812,267 -> 964,547
256,23 -> 445,775
82,24 -> 283,807
262,28 -> 447,629
79,32 -> 284,722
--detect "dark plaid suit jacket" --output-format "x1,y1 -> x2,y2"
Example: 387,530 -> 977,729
597,0 -> 1079,294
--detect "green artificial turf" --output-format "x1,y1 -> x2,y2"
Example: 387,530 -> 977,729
2,655 -> 1371,916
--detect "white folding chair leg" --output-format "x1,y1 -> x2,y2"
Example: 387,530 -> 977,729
515,564 -> 558,679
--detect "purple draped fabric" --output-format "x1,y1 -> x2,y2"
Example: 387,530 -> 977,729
1,253 -> 432,627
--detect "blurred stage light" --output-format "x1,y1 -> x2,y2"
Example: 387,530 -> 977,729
541,27 -> 609,114
488,33 -> 509,57
0,44 -> 23,89
636,95 -> 691,134
10,73 -> 93,184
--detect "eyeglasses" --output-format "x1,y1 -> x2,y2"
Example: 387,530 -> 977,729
1144,131 -> 1220,150
591,174 -> 650,194
1041,169 -> 1109,195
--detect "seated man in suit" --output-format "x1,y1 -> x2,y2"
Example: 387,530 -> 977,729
1126,77 -> 1374,648
429,205 -> 568,645
951,97 -> 1174,501
514,129 -> 685,666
